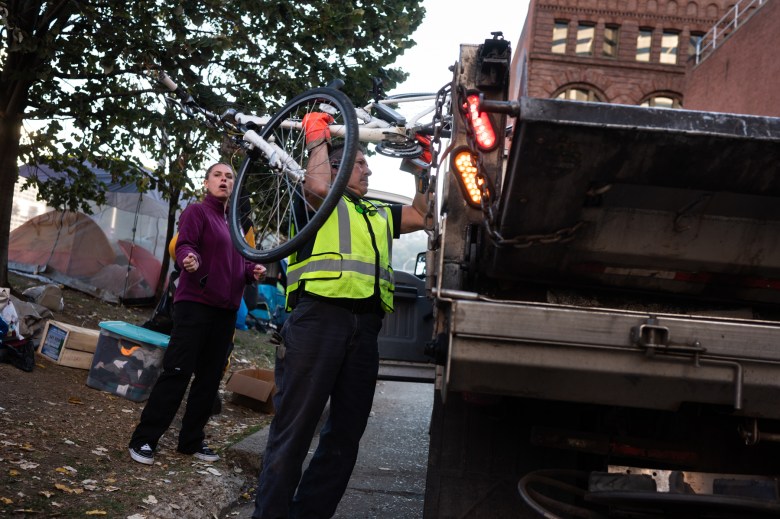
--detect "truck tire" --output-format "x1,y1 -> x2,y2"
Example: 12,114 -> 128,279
424,390 -> 576,518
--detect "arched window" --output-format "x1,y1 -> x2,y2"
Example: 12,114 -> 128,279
555,85 -> 604,102
640,94 -> 682,108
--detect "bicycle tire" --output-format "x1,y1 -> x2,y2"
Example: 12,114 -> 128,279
229,87 -> 358,263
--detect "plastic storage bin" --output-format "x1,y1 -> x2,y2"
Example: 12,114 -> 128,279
86,321 -> 170,402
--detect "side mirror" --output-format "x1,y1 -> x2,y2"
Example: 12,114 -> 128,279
414,252 -> 426,279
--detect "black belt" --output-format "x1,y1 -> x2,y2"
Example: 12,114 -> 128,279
301,293 -> 383,315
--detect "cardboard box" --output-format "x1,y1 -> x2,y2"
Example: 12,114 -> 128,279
86,321 -> 169,402
37,320 -> 100,369
225,368 -> 276,414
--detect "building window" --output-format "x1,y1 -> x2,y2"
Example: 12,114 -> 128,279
557,87 -> 602,102
660,31 -> 679,64
552,21 -> 568,54
603,25 -> 619,57
641,95 -> 682,108
688,32 -> 704,59
576,23 -> 595,56
636,28 -> 652,62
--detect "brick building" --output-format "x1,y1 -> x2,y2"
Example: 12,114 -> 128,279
510,0 -> 735,107
684,0 -> 780,116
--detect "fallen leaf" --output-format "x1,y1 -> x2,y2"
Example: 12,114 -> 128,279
9,469 -> 19,477
39,490 -> 53,498
67,397 -> 84,405
54,483 -> 74,493
206,467 -> 221,476
0,497 -> 12,504
142,495 -> 157,504
104,486 -> 119,492
85,510 -> 107,515
19,443 -> 34,451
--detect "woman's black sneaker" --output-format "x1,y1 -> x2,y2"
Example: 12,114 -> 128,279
192,443 -> 219,462
129,443 -> 155,465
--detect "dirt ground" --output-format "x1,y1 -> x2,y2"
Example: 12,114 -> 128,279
1,272 -> 276,518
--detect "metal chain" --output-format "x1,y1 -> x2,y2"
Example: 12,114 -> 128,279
430,82 -> 451,171
421,82 -> 453,235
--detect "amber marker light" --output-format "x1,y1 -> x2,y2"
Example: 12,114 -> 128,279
452,147 -> 484,208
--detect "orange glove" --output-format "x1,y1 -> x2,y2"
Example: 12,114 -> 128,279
302,112 -> 334,149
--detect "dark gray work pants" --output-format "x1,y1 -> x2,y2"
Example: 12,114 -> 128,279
253,297 -> 383,519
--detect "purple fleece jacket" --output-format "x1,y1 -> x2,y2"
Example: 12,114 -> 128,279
173,194 -> 256,311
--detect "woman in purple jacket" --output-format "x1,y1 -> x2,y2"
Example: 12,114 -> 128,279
129,162 -> 265,465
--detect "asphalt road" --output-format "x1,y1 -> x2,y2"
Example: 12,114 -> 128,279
227,379 -> 434,519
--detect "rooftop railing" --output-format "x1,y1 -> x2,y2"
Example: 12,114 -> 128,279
695,0 -> 768,64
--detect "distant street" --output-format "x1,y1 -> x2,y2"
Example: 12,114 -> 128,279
228,380 -> 434,519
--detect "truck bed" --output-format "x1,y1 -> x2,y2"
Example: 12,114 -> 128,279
486,98 -> 780,305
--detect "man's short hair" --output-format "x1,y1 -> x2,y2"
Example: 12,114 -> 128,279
328,143 -> 367,166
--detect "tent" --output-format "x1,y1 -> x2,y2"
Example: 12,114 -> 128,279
9,211 -> 115,278
17,162 -> 174,257
8,211 -> 154,302
14,162 -> 186,303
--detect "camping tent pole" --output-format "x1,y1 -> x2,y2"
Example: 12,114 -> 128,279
121,193 -> 144,304
42,211 -> 67,275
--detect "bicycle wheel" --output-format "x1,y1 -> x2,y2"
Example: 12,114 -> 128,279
229,87 -> 358,263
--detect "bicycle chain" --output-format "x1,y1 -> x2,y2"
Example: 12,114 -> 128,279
455,86 -> 584,249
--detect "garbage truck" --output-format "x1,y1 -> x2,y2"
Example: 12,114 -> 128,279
410,34 -> 780,518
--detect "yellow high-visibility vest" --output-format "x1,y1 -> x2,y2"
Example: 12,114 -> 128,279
286,196 -> 395,312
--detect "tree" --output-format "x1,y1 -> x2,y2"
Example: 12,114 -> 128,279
0,0 -> 425,290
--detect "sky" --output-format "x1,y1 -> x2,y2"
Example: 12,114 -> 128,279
368,0 -> 531,197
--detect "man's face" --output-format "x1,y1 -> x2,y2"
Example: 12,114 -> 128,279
346,151 -> 371,197
204,165 -> 234,201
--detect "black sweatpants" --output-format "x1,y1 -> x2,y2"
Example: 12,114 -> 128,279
129,301 -> 236,453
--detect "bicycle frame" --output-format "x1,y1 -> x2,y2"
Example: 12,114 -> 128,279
234,92 -> 443,146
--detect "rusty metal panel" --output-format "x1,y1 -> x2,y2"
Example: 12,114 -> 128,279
485,98 -> 780,303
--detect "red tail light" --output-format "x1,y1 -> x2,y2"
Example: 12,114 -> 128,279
464,93 -> 497,151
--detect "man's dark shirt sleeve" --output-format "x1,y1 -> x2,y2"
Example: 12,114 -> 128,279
390,204 -> 402,238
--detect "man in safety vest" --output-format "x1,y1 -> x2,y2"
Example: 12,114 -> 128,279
252,113 -> 429,519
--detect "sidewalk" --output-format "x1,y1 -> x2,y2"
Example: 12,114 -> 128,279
219,380 -> 433,519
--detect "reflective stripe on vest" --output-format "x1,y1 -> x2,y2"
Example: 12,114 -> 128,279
287,197 -> 395,311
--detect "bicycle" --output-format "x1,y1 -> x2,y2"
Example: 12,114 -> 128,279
156,71 -> 451,264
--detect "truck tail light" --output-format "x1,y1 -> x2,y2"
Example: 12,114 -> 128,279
452,147 -> 483,208
464,93 -> 497,151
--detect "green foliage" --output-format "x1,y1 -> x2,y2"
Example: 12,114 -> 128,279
0,0 -> 425,286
